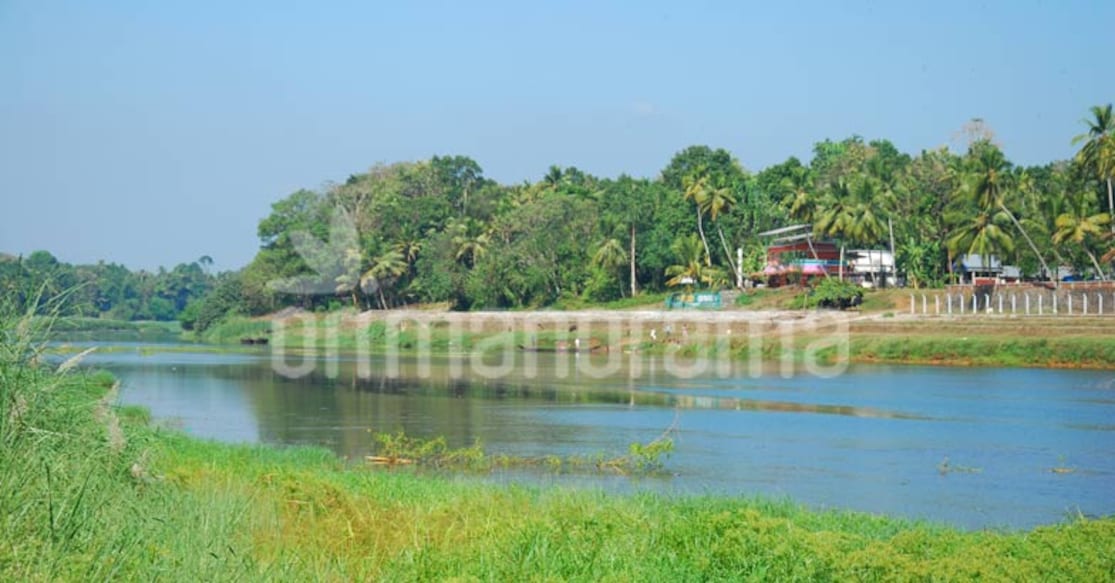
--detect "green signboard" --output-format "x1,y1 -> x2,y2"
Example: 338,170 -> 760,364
665,292 -> 722,309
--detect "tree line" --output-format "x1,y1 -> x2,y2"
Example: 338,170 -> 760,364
0,251 -> 215,322
5,105 -> 1112,329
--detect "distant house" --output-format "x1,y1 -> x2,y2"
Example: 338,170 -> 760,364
758,224 -> 846,286
957,254 -> 1022,284
848,249 -> 897,288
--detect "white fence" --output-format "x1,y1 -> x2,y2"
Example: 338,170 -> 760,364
909,291 -> 1115,316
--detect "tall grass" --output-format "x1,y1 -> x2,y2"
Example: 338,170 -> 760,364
0,298 -> 269,579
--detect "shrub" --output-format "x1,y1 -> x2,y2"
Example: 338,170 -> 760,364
810,278 -> 864,310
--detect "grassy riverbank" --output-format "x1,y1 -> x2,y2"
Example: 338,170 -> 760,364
5,317 -> 1115,579
190,309 -> 1115,369
49,316 -> 182,341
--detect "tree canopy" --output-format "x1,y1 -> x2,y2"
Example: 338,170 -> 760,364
8,105 -> 1114,326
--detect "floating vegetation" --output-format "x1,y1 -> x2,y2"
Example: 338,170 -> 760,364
364,427 -> 676,476
1051,455 -> 1077,475
937,457 -> 982,475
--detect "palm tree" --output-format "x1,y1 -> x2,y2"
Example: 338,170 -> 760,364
681,170 -> 713,265
814,179 -> 854,240
848,181 -> 888,285
1053,196 -> 1110,280
1102,231 -> 1115,265
947,210 -> 1016,274
592,237 -> 629,296
815,177 -> 890,283
197,255 -> 214,275
605,177 -> 654,298
700,183 -> 741,285
814,178 -> 856,279
393,239 -> 422,269
1073,104 -> 1115,233
1016,169 -> 1072,274
336,247 -> 363,309
664,234 -> 724,288
543,165 -> 564,190
450,220 -> 490,269
954,141 -> 1055,281
361,250 -> 407,309
781,166 -> 816,223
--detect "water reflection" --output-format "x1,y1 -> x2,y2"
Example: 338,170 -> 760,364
97,348 -> 1115,530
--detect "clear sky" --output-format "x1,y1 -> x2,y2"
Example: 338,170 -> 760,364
2,0 -> 1113,270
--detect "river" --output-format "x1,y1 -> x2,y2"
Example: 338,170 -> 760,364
74,342 -> 1115,530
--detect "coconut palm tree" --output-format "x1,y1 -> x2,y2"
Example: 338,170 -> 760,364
1073,104 -> 1115,233
781,165 -> 816,222
1015,169 -> 1072,274
543,165 -> 564,190
197,255 -> 214,274
681,170 -> 713,265
1053,195 -> 1110,280
452,227 -> 488,270
813,179 -> 854,241
954,141 -> 1055,281
1102,231 -> 1115,265
592,237 -> 629,296
664,234 -> 723,288
336,247 -> 363,309
393,239 -> 422,270
814,178 -> 857,279
699,183 -> 741,285
946,210 -> 1015,275
361,249 -> 407,309
848,181 -> 888,285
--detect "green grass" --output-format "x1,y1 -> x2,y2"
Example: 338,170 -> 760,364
183,312 -> 1115,370
549,291 -> 672,311
734,287 -> 803,310
196,316 -> 273,344
3,306 -> 1115,579
846,335 -> 1115,368
48,316 -> 182,341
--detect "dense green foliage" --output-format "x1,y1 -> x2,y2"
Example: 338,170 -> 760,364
203,110 -> 1111,322
6,107 -> 1113,329
0,251 -> 215,323
809,278 -> 865,310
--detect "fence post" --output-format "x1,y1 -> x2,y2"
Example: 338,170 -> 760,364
1011,294 -> 1016,314
1100,293 -> 1104,316
922,294 -> 927,315
1083,293 -> 1088,315
1025,294 -> 1030,315
973,294 -> 978,313
947,294 -> 952,315
1068,294 -> 1073,315
997,294 -> 1003,314
910,294 -> 915,315
1039,295 -> 1043,315
1053,294 -> 1058,315
935,295 -> 940,315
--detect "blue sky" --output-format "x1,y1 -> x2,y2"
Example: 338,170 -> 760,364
2,0 -> 1113,270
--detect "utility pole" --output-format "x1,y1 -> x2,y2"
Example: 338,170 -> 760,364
887,217 -> 896,288
737,247 -> 743,289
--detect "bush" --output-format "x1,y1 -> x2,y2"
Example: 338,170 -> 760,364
177,299 -> 202,330
810,278 -> 864,310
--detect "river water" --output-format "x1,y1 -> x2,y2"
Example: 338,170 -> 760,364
76,343 -> 1115,530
